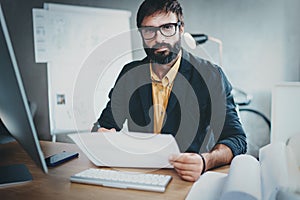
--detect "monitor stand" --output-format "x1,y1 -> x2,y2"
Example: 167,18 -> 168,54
0,133 -> 15,144
0,164 -> 32,186
0,119 -> 15,144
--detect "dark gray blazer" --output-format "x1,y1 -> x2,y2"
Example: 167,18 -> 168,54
94,49 -> 246,155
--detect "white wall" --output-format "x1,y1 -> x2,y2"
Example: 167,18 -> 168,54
181,0 -> 300,119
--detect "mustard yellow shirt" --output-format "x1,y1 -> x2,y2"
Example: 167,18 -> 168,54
150,53 -> 181,133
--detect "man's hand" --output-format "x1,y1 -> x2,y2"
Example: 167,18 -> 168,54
169,144 -> 233,182
169,153 -> 204,182
97,127 -> 116,132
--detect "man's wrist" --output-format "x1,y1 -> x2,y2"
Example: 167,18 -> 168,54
199,154 -> 206,174
200,144 -> 233,172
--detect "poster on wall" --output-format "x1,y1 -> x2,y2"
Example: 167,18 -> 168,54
32,3 -> 132,139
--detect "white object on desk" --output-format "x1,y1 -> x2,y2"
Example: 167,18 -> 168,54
259,142 -> 300,200
68,131 -> 180,168
271,82 -> 300,168
271,82 -> 300,144
186,142 -> 300,200
185,171 -> 227,200
287,134 -> 300,166
186,155 -> 261,200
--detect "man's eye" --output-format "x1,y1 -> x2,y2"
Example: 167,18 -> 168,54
143,28 -> 154,33
162,24 -> 173,30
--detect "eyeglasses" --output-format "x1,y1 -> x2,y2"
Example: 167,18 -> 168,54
140,21 -> 181,40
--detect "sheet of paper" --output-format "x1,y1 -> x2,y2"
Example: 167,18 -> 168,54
32,9 -> 48,63
186,155 -> 261,200
221,154 -> 261,200
275,189 -> 300,200
185,171 -> 227,200
259,142 -> 300,200
287,133 -> 300,167
68,131 -> 180,168
186,144 -> 300,200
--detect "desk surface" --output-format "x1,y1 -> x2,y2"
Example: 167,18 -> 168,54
0,141 -> 229,200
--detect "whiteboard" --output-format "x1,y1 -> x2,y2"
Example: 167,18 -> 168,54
32,3 -> 132,135
271,82 -> 300,143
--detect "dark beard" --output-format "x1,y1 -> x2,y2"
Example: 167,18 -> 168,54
144,39 -> 181,64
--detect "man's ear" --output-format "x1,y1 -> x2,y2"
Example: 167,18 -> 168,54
179,24 -> 184,35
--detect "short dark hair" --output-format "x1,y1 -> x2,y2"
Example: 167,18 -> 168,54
136,0 -> 184,28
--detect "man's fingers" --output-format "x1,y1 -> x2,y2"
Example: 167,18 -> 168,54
97,127 -> 116,132
172,162 -> 196,171
181,175 -> 199,182
169,153 -> 201,164
170,153 -> 203,182
175,168 -> 200,182
175,167 -> 197,176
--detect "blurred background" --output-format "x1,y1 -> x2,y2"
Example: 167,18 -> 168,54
0,0 -> 299,140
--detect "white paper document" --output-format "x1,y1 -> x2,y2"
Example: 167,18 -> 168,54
259,142 -> 300,200
186,155 -> 261,200
32,8 -> 48,63
221,155 -> 261,200
185,142 -> 300,200
185,171 -> 227,200
68,131 -> 180,168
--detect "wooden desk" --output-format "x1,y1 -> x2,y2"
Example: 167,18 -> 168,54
0,141 -> 229,200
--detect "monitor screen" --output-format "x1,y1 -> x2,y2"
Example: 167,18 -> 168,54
0,4 -> 48,174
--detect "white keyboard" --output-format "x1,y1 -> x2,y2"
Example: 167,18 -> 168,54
70,168 -> 172,192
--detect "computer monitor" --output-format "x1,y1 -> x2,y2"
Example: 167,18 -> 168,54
0,4 -> 48,184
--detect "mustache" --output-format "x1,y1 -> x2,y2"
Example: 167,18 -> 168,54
151,43 -> 172,51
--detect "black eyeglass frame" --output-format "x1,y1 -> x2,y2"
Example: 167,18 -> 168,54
139,21 -> 182,40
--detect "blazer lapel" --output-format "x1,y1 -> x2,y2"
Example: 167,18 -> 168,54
138,83 -> 152,118
166,50 -> 193,114
136,63 -> 153,127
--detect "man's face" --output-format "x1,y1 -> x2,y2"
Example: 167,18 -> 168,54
140,12 -> 184,64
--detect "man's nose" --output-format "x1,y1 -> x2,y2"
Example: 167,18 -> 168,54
154,30 -> 166,43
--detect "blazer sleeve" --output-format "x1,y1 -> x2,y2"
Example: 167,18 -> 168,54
215,67 -> 247,156
93,63 -> 134,131
92,59 -> 150,132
